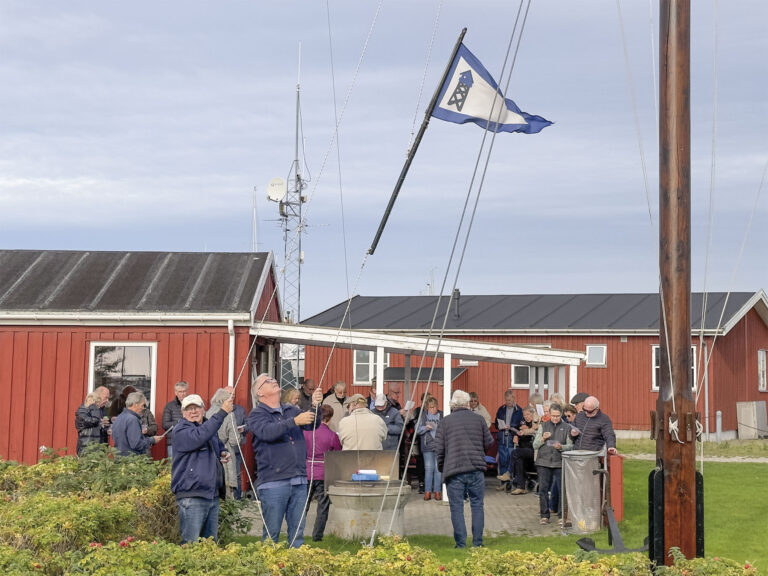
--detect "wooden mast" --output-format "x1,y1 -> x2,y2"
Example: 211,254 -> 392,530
655,0 -> 699,563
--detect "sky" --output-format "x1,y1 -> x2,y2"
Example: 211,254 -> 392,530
1,1 -> 767,319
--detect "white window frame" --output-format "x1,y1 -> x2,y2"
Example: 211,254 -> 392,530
585,344 -> 607,367
88,341 -> 158,413
652,345 -> 696,392
758,349 -> 767,392
353,349 -> 390,386
510,344 -> 551,389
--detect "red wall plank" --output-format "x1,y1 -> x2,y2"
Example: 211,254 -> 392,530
22,332 -> 43,462
0,332 -> 15,459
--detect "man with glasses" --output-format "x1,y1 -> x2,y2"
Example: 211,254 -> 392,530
112,392 -> 163,456
248,373 -> 323,548
570,396 -> 617,454
162,381 -> 190,459
468,392 -> 491,428
532,404 -> 573,524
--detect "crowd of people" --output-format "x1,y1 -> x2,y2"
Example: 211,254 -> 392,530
73,377 -> 616,548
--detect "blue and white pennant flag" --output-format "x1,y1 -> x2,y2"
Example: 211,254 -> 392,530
432,43 -> 551,134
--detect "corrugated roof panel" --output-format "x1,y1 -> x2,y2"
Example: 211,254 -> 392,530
304,292 -> 758,332
0,250 -> 270,314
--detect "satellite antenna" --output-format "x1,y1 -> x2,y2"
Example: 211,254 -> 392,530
267,177 -> 287,202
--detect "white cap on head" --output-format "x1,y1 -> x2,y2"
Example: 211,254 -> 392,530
375,393 -> 387,406
181,394 -> 205,410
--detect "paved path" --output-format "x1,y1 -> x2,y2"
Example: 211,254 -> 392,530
245,478 -> 564,539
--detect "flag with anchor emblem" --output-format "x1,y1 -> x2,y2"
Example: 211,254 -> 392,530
432,43 -> 551,134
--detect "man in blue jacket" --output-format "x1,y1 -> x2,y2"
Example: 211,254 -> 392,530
248,373 -> 322,548
171,393 -> 233,544
112,392 -> 162,456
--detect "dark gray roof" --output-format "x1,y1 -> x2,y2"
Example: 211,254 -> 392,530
0,250 -> 271,314
303,293 -> 760,332
382,367 -> 466,382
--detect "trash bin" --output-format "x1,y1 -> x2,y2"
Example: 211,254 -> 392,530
562,449 -> 602,534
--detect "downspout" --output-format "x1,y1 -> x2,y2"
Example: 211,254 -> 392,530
228,319 -> 235,388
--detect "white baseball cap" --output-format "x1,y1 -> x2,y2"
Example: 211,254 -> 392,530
181,394 -> 205,410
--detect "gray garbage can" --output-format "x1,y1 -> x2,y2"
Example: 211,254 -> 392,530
562,449 -> 602,533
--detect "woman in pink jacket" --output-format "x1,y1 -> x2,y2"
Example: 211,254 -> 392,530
303,404 -> 342,541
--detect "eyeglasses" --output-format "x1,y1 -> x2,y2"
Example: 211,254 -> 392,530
257,377 -> 278,391
584,407 -> 598,415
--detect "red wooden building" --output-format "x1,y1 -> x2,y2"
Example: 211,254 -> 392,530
0,250 -> 282,464
302,292 -> 768,438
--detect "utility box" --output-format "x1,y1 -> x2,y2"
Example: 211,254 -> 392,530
736,401 -> 768,439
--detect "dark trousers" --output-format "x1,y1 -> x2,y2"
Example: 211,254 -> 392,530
511,446 -> 534,488
536,465 -> 561,519
445,470 -> 485,548
305,479 -> 331,541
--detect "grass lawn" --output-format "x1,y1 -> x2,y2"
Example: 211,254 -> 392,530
238,460 -> 768,571
617,438 -> 768,458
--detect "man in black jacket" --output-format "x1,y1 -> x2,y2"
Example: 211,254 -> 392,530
435,389 -> 493,548
162,381 -> 190,459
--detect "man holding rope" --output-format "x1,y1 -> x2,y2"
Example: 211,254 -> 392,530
248,373 -> 322,548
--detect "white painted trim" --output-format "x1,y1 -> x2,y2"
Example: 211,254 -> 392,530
568,365 -> 578,402
376,346 -> 385,395
227,319 -> 235,388
88,341 -> 158,414
443,353 -> 452,417
585,344 -> 607,367
251,323 -> 584,367
721,290 -> 768,335
0,312 -> 251,327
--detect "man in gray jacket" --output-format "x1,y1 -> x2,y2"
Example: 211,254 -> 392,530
435,390 -> 493,548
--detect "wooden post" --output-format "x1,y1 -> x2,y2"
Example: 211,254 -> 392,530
657,0 -> 697,562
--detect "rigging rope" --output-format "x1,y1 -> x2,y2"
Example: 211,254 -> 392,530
407,0 -> 444,153
373,0 -> 533,541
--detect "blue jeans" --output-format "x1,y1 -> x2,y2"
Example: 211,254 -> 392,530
177,497 -> 219,544
423,451 -> 442,493
445,470 -> 485,548
536,466 -> 561,519
497,433 -> 514,476
257,482 -> 308,548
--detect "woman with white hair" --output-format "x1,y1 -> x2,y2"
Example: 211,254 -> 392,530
207,388 -> 242,499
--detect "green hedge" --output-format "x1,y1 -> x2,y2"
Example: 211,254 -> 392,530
0,449 -> 759,575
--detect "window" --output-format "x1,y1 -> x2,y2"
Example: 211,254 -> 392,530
510,365 -> 549,390
585,345 -> 607,367
89,342 -> 158,413
652,345 -> 696,392
353,349 -> 389,386
759,350 -> 767,392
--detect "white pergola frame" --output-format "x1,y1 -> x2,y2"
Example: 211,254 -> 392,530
251,322 -> 585,414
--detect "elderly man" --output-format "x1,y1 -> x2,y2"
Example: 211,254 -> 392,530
223,385 -> 247,499
321,381 -> 347,432
436,390 -> 493,549
374,393 -> 403,451
494,389 -> 524,485
74,386 -> 111,454
386,383 -> 403,410
112,392 -> 162,456
570,396 -> 617,454
162,380 -> 190,459
337,394 -> 388,450
171,393 -> 233,543
569,392 -> 589,413
298,378 -> 318,410
248,373 -> 323,548
533,403 -> 573,524
469,392 -> 492,428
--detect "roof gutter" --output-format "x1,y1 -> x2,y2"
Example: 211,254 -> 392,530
0,312 -> 252,327
227,319 -> 235,388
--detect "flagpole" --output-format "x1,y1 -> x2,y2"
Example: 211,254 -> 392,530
368,27 -> 467,255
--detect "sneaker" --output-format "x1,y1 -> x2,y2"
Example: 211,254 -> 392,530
496,472 -> 511,482
495,483 -> 507,491
511,488 -> 527,495
540,517 -> 549,525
